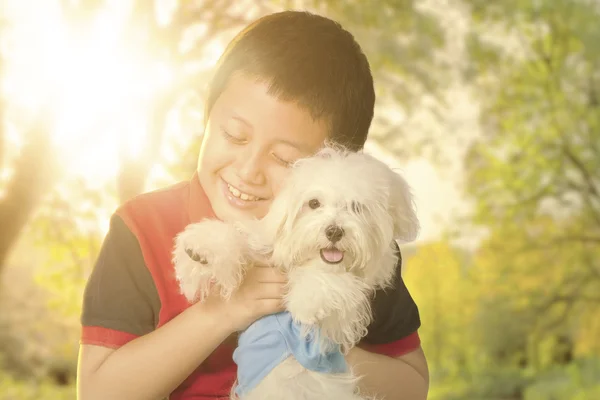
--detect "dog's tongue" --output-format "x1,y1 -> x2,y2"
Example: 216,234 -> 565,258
321,248 -> 344,263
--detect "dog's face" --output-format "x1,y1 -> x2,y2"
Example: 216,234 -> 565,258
261,146 -> 420,280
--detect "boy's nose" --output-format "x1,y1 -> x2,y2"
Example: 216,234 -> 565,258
238,151 -> 266,186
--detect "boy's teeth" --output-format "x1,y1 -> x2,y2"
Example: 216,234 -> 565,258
228,184 -> 258,201
230,186 -> 241,197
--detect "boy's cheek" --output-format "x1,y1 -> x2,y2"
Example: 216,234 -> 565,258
268,170 -> 293,198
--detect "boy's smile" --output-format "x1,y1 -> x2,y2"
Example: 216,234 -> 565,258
220,177 -> 267,209
197,73 -> 329,222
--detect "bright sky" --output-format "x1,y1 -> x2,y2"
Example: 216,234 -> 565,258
3,0 -> 179,180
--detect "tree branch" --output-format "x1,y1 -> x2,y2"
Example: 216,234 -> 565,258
581,245 -> 600,281
532,270 -> 597,333
529,6 -> 600,224
561,143 -> 599,197
512,234 -> 600,255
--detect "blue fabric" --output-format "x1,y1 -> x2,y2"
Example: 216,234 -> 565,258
232,311 -> 348,397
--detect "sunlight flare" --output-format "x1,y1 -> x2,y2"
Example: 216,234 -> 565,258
3,0 -> 174,181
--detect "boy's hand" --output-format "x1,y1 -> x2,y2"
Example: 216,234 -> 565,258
199,265 -> 287,333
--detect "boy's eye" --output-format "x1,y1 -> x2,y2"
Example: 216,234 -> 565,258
272,153 -> 293,167
222,129 -> 245,144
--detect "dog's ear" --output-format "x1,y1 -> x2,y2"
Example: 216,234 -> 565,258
388,169 -> 420,243
233,219 -> 273,259
257,182 -> 300,244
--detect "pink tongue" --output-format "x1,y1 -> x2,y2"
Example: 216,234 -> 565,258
322,248 -> 344,263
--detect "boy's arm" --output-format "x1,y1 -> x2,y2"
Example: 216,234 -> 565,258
353,243 -> 427,399
77,300 -> 232,400
77,213 -> 233,400
347,345 -> 429,400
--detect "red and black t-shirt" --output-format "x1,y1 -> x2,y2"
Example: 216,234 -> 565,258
80,173 -> 422,399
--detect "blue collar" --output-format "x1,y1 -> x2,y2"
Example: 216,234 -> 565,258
232,312 -> 347,397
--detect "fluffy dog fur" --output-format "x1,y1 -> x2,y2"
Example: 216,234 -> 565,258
172,145 -> 420,399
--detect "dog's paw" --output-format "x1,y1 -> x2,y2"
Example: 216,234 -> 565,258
173,220 -> 251,303
295,307 -> 330,325
185,248 -> 210,265
172,221 -> 225,303
292,312 -> 317,326
287,294 -> 332,326
174,244 -> 218,303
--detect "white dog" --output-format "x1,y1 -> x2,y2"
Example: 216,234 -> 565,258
172,145 -> 420,400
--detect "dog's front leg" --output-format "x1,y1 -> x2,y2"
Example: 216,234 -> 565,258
285,267 -> 373,348
285,266 -> 338,325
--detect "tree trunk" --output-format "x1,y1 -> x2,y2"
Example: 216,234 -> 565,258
0,115 -> 59,269
117,94 -> 170,204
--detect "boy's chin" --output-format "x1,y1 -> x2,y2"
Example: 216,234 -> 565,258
217,203 -> 269,222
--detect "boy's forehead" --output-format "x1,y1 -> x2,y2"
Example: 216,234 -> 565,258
215,74 -> 329,151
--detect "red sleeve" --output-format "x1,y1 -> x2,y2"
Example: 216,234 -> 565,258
361,244 -> 421,357
80,326 -> 139,349
359,331 -> 421,357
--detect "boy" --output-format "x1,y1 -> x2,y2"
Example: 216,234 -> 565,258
77,10 -> 428,400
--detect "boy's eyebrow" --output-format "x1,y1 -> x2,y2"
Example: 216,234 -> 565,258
230,112 -> 252,128
275,138 -> 313,153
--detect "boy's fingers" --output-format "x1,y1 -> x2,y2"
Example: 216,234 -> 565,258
257,298 -> 286,314
253,282 -> 287,300
251,265 -> 287,283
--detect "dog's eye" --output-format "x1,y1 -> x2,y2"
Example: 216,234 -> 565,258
308,199 -> 321,209
351,201 -> 364,214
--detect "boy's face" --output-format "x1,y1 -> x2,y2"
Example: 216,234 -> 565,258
197,73 -> 328,221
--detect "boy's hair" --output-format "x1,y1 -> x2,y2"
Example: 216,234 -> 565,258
204,11 -> 375,151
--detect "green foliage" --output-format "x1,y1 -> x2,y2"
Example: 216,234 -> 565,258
464,0 -> 600,226
0,372 -> 75,400
525,358 -> 600,400
0,176 -> 107,390
461,0 -> 600,348
405,234 -> 600,400
429,359 -> 600,400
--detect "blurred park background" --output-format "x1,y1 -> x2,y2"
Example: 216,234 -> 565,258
0,0 -> 599,399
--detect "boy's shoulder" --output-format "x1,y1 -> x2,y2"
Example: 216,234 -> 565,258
121,178 -> 190,211
115,173 -> 213,235
117,179 -> 188,221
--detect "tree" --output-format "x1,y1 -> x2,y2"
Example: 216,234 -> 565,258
462,0 -> 600,336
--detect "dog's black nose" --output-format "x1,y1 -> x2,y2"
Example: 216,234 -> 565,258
325,225 -> 344,243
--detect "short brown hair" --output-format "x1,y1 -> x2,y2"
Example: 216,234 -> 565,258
204,11 -> 376,151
